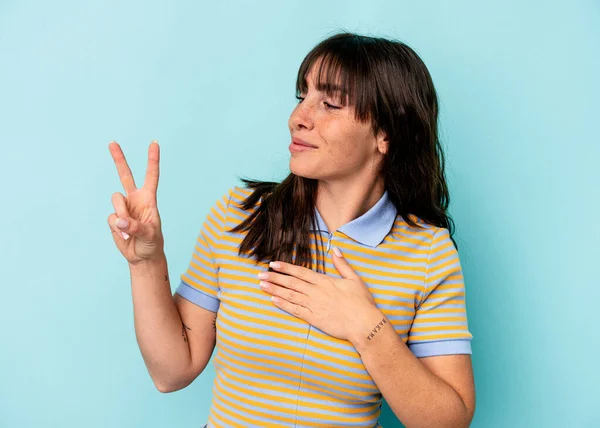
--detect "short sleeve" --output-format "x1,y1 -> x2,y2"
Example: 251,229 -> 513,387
175,188 -> 234,312
407,227 -> 473,358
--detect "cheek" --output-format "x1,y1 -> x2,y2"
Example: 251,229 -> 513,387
326,140 -> 361,165
325,124 -> 373,166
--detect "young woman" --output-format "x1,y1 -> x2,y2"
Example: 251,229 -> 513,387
108,32 -> 475,428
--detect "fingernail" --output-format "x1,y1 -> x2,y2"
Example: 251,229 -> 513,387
116,218 -> 129,229
333,247 -> 342,257
269,262 -> 281,269
121,231 -> 130,240
257,272 -> 269,279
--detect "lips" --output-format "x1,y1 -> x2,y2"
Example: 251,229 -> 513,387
292,137 -> 317,148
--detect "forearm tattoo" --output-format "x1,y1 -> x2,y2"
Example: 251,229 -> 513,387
181,322 -> 191,342
212,315 -> 217,332
367,318 -> 388,341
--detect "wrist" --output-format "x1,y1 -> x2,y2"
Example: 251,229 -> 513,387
128,253 -> 167,274
350,307 -> 388,352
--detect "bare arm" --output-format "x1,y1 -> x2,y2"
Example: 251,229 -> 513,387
129,253 -> 216,392
107,141 -> 217,393
353,310 -> 475,428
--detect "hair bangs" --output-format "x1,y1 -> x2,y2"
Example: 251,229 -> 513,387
295,34 -> 376,123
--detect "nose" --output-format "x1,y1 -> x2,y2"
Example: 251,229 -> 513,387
289,98 -> 315,132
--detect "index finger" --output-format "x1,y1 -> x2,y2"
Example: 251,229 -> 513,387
109,141 -> 137,194
144,140 -> 160,193
269,261 -> 322,285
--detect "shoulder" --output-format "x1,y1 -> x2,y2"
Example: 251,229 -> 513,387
213,186 -> 252,210
386,214 -> 456,259
217,185 -> 261,227
388,214 -> 441,248
230,185 -> 254,202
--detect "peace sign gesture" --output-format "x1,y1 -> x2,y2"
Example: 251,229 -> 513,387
108,141 -> 165,265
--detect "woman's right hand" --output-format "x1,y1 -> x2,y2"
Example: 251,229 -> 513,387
108,141 -> 165,265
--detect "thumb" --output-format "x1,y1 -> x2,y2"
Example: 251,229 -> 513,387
331,247 -> 359,280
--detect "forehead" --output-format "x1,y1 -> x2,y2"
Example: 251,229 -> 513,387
302,59 -> 345,93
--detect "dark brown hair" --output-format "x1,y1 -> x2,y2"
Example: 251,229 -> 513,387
231,32 -> 455,271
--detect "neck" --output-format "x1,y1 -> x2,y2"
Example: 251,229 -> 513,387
315,175 -> 385,233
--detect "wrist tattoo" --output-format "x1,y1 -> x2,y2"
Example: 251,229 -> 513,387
181,322 -> 191,342
367,318 -> 388,341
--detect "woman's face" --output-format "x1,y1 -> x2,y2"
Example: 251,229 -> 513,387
287,65 -> 387,182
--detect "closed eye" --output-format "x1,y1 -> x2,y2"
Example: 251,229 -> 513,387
295,95 -> 341,110
324,101 -> 341,109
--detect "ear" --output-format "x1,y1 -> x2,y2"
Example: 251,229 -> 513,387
376,132 -> 389,155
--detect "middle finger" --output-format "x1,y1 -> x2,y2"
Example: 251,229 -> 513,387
109,141 -> 137,194
259,281 -> 309,307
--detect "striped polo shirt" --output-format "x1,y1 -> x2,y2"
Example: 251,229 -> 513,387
176,186 -> 473,427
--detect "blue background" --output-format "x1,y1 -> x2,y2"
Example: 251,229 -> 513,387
1,0 -> 598,426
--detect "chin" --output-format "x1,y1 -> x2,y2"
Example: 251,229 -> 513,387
289,158 -> 322,180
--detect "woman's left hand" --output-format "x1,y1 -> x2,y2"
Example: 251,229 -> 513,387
257,246 -> 385,345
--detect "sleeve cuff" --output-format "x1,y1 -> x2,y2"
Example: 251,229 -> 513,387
175,280 -> 220,312
409,339 -> 472,358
